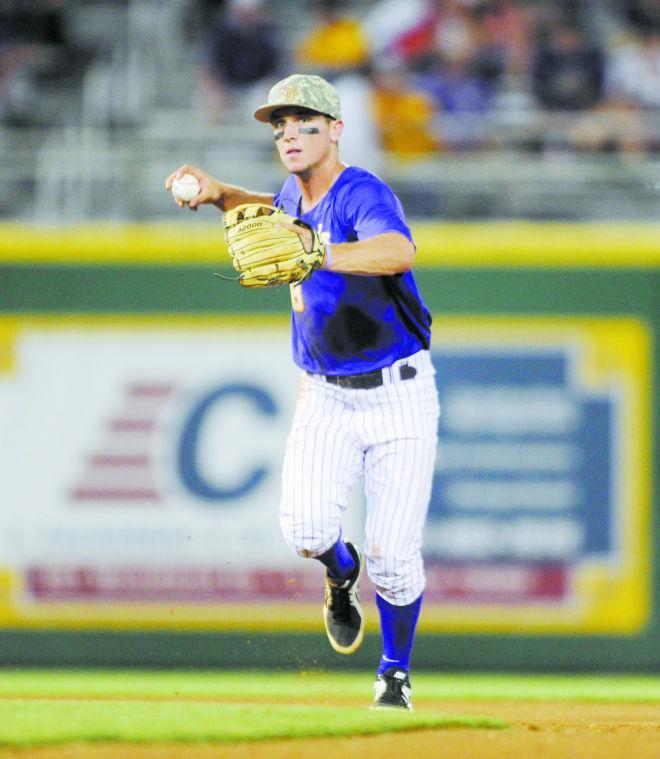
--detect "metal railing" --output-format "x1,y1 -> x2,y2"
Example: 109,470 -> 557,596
2,116 -> 657,223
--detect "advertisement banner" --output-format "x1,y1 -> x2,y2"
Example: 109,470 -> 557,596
0,315 -> 650,633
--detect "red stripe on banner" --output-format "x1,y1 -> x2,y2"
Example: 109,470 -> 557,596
424,562 -> 568,603
127,384 -> 175,398
69,488 -> 160,501
108,420 -> 156,431
90,455 -> 150,467
25,567 -> 324,602
24,564 -> 570,604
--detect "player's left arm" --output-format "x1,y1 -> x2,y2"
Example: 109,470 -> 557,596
323,232 -> 415,276
276,223 -> 414,276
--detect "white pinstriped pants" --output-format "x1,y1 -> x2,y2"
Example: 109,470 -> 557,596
279,349 -> 440,605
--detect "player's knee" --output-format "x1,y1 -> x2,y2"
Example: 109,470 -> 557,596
278,512 -> 340,558
366,551 -> 425,605
283,534 -> 340,559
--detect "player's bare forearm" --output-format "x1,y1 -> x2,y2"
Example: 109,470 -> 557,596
325,233 -> 415,276
215,186 -> 274,212
165,164 -> 273,212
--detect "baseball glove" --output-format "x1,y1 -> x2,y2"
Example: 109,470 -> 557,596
222,203 -> 326,288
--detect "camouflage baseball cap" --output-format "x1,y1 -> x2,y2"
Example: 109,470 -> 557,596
254,74 -> 341,123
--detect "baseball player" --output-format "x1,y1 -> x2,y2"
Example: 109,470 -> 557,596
166,74 -> 440,710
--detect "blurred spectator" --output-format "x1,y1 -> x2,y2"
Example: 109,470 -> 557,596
412,50 -> 495,150
531,22 -> 605,111
361,0 -> 429,66
1,0 -> 69,48
569,28 -> 660,156
200,0 -> 281,121
431,1 -> 477,68
389,0 -> 477,72
295,0 -> 369,73
0,12 -> 33,123
372,61 -> 439,158
473,0 -> 535,82
606,29 -> 660,110
185,0 -> 226,40
195,0 -> 227,27
622,0 -> 660,32
0,0 -> 91,126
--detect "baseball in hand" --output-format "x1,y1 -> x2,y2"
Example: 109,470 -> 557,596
172,173 -> 201,203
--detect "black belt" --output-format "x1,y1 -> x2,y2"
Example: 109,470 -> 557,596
310,363 -> 417,390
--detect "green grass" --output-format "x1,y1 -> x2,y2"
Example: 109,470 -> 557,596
0,700 -> 502,747
0,669 -> 656,747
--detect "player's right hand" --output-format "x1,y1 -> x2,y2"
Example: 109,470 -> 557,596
165,165 -> 223,211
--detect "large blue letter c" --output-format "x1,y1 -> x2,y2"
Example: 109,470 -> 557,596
178,383 -> 277,502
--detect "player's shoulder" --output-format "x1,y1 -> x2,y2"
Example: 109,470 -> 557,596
336,165 -> 396,201
340,165 -> 389,189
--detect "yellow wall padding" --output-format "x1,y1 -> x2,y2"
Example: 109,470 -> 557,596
0,222 -> 658,267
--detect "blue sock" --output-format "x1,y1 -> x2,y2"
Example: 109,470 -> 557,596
315,539 -> 356,581
376,593 -> 423,675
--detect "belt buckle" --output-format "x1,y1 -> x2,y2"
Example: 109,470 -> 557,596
329,370 -> 383,390
356,369 -> 383,389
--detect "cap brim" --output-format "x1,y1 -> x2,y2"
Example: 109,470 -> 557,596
253,102 -> 289,122
253,103 -> 335,123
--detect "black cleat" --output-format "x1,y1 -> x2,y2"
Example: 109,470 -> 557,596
323,541 -> 364,654
372,667 -> 413,710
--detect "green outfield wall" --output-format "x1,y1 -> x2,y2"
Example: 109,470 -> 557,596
0,222 -> 658,672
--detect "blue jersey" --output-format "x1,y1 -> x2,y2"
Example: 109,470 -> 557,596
274,166 -> 432,375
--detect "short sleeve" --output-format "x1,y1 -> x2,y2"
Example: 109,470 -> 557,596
340,177 -> 413,243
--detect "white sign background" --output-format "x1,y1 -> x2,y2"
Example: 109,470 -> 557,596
0,321 -> 365,575
0,315 -> 649,634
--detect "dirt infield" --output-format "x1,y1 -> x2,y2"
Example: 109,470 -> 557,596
1,700 -> 658,759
